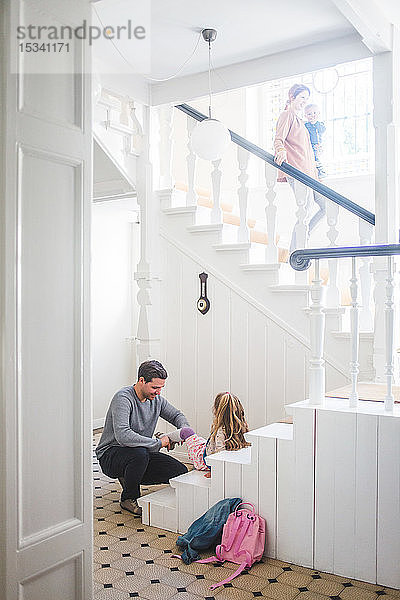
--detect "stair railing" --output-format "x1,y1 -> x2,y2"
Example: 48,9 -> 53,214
290,244 -> 400,411
170,103 -> 376,321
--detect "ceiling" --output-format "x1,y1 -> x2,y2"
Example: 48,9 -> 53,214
92,0 -> 356,79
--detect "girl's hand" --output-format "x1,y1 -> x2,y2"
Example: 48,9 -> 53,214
274,149 -> 287,166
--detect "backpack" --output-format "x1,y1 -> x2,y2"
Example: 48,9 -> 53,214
174,497 -> 241,564
196,502 -> 266,590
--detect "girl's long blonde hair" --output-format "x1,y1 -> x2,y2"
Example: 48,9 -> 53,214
209,392 -> 251,451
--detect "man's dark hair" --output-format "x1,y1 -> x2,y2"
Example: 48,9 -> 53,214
137,360 -> 168,383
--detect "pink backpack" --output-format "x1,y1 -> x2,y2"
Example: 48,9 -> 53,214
197,502 -> 266,589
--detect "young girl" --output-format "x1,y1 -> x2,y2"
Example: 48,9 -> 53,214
159,392 -> 251,473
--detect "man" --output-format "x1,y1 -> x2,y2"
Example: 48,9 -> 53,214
96,360 -> 189,515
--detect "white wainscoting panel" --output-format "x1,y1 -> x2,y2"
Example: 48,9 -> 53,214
160,238 -> 314,439
377,416 -> 400,588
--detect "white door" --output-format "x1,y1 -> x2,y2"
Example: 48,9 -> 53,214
1,1 -> 93,598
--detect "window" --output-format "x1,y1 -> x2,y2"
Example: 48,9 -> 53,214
261,58 -> 374,177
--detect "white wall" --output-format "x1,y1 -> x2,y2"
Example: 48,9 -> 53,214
92,198 -> 140,427
159,236 -> 346,439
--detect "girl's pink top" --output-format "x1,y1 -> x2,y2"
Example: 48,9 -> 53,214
274,109 -> 318,182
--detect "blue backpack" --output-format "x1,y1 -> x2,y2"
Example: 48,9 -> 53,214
174,497 -> 241,564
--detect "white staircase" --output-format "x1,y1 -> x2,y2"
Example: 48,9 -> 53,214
138,398 -> 400,589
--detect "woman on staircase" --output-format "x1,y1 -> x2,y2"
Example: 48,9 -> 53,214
274,83 -> 326,253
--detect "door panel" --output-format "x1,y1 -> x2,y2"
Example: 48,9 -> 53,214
1,1 -> 92,598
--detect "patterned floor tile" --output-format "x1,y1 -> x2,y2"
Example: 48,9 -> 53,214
104,513 -> 137,526
130,546 -> 164,561
92,589 -> 131,600
139,582 -> 177,600
340,587 -> 380,600
110,557 -> 147,573
93,567 -> 125,585
108,539 -> 142,555
259,581 -> 300,600
231,573 -> 269,592
206,564 -> 239,583
216,588 -> 255,600
291,592 -> 325,600
134,563 -> 172,580
149,536 -> 180,551
93,508 -> 115,519
94,534 -> 126,549
168,593 -> 203,600
94,549 -> 123,565
250,563 -> 285,579
306,577 -> 344,596
112,573 -> 149,593
277,571 -> 313,588
159,569 -> 197,588
185,578 -> 223,597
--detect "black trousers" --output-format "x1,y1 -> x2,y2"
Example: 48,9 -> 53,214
99,446 -> 188,501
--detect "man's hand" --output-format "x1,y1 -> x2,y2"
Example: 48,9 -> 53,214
160,435 -> 171,450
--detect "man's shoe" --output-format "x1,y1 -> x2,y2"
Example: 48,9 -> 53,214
120,498 -> 142,516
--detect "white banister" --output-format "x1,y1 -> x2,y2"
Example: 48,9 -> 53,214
309,259 -> 326,405
186,116 -> 197,207
349,257 -> 360,408
264,162 -> 278,263
210,159 -> 222,224
325,200 -> 340,308
358,219 -> 374,330
384,256 -> 395,411
237,146 -> 250,243
158,104 -> 174,190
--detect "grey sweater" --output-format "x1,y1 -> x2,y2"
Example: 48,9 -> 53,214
95,386 -> 189,459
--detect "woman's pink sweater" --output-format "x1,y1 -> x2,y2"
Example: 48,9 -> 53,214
274,109 -> 317,182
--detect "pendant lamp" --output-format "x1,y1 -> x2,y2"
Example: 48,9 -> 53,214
190,29 -> 231,161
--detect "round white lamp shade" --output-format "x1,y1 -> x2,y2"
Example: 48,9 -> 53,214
190,118 -> 231,161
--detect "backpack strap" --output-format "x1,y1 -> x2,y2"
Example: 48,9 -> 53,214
209,561 -> 248,590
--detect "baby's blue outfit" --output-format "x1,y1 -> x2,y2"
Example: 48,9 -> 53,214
304,120 -> 326,160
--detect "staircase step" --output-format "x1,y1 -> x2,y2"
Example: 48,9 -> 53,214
213,242 -> 251,253
187,223 -> 223,235
170,468 -> 211,489
163,206 -> 197,216
246,422 -> 294,440
206,446 -> 252,465
269,284 -> 310,293
137,487 -> 178,532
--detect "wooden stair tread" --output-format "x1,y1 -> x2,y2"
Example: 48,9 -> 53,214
326,382 -> 400,403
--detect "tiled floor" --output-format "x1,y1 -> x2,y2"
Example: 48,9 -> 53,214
93,432 -> 400,600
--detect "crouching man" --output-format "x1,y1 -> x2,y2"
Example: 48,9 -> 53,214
96,360 -> 189,515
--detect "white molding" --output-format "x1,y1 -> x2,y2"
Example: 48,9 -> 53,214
160,227 -> 349,378
150,34 -> 370,105
330,0 -> 392,53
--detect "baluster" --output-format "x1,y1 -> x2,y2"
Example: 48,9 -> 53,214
158,104 -> 174,190
290,180 -> 309,284
358,219 -> 374,330
120,95 -> 130,126
237,146 -> 250,243
264,162 -> 278,263
349,258 -> 360,407
325,200 -> 340,307
186,116 -> 197,206
309,259 -> 326,405
384,256 -> 395,411
129,100 -> 143,156
210,159 -> 222,224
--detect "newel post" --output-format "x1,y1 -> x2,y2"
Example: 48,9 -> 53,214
309,259 -> 326,405
134,105 -> 161,365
